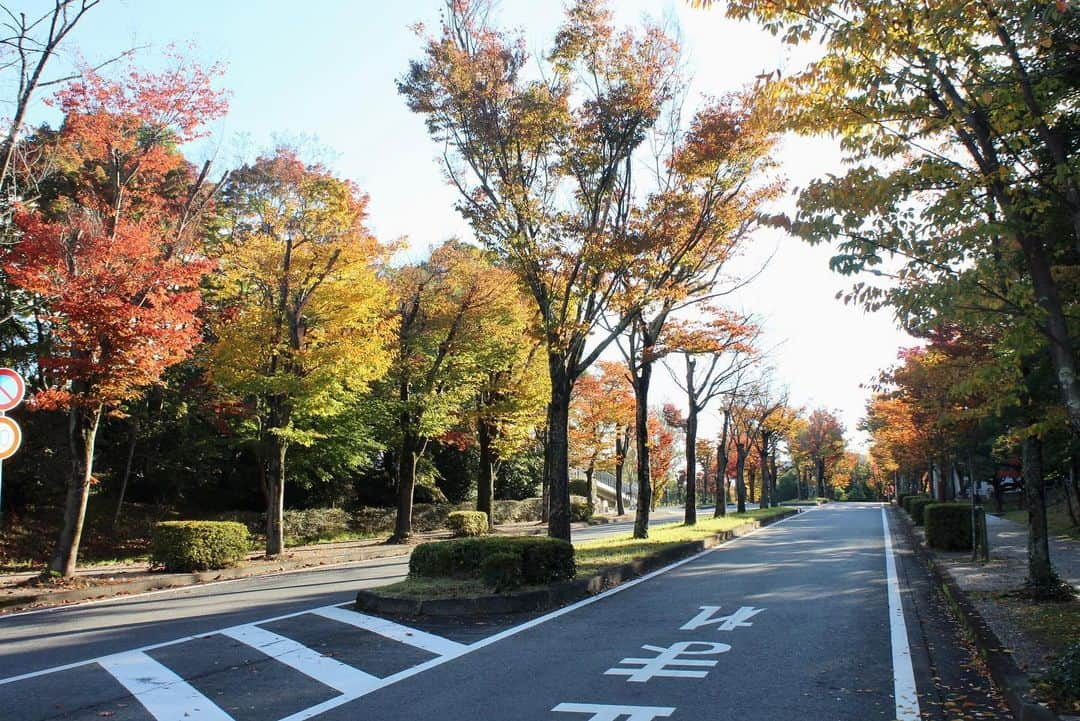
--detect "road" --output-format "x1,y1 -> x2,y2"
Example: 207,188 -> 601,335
0,504 -> 1007,720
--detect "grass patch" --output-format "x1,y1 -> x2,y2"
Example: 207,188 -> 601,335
376,507 -> 793,601
995,499 -> 1080,541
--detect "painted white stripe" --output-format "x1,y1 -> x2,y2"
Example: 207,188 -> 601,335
310,606 -> 467,657
275,509 -> 812,721
98,651 -> 233,721
881,507 -> 921,721
219,624 -> 379,694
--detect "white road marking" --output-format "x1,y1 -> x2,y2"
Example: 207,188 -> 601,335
98,651 -> 233,721
604,641 -> 729,682
310,605 -> 467,657
882,507 -> 921,721
552,702 -> 676,720
679,605 -> 763,631
219,624 -> 380,694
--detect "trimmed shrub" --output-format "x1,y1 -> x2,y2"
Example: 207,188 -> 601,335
1041,642 -> 1080,711
492,497 -> 544,524
896,493 -> 908,508
903,494 -> 927,514
908,497 -> 935,525
448,511 -> 489,537
570,495 -> 594,522
410,536 -> 575,587
151,521 -> 250,572
924,503 -> 972,550
480,552 -> 522,591
283,508 -> 352,545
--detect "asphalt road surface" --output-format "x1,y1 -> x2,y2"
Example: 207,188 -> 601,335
0,504 -> 1008,721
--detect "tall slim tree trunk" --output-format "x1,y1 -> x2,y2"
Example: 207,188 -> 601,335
50,401 -> 104,577
266,436 -> 287,556
545,358 -> 573,541
769,451 -> 779,507
585,463 -> 595,508
715,410 -> 730,518
477,417 -> 496,530
393,429 -> 420,542
632,361 -> 653,539
748,467 -> 756,504
735,444 -> 747,514
1064,453 -> 1079,527
112,417 -> 139,528
758,433 -> 770,509
815,458 -> 826,498
685,402 -> 698,526
614,428 -> 627,516
1021,434 -> 1054,593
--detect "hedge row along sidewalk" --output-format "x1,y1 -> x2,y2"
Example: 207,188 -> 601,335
355,507 -> 798,616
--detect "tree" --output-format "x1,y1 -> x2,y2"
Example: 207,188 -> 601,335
1,59 -> 226,575
665,311 -> 757,524
399,0 -> 678,540
209,149 -> 393,556
798,408 -> 846,498
708,0 -> 1080,439
384,240 -> 525,541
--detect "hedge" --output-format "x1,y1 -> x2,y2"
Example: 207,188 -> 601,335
907,497 -> 935,526
409,536 -> 575,587
924,503 -> 972,551
447,511 -> 489,537
151,521 -> 250,572
902,494 -> 927,514
570,495 -> 594,522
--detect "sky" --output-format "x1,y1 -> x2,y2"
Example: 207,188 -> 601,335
20,0 -> 914,449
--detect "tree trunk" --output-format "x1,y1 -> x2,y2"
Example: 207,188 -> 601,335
632,360 -> 653,539
684,402 -> 698,526
735,444 -> 747,514
1021,434 -> 1055,593
545,359 -> 573,541
815,458 -> 826,498
265,435 -> 287,556
393,426 -> 421,543
477,417 -> 495,530
748,467 -> 756,504
715,410 -> 730,518
585,463 -> 595,508
614,428 -> 627,516
1064,453 -> 1080,527
112,417 -> 139,528
49,401 -> 104,576
769,451 -> 779,507
758,431 -> 770,509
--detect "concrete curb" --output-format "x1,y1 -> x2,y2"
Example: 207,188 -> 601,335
894,506 -> 1061,721
355,509 -> 798,617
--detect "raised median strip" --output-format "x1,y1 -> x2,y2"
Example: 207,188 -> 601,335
355,508 -> 799,617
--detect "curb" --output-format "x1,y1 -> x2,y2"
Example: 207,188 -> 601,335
894,506 -> 1061,721
355,509 -> 798,617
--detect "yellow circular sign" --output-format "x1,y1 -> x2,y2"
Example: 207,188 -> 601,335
0,415 -> 21,460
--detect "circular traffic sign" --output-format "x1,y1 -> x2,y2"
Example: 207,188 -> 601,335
0,415 -> 20,460
0,368 -> 24,413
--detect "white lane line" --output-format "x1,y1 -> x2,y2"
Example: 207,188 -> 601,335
219,624 -> 380,694
98,651 -> 233,721
311,606 -> 467,657
275,509 -> 813,721
881,507 -> 921,721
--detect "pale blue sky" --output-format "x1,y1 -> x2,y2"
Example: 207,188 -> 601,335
20,0 -> 913,448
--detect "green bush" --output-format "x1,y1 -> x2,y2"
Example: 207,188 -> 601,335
151,521 -> 250,572
924,503 -> 972,550
492,498 -> 544,524
283,508 -> 352,545
448,511 -> 489,537
570,495 -> 594,522
908,497 -> 935,525
480,552 -> 522,591
896,493 -> 908,508
569,479 -> 590,497
410,536 -> 575,587
1042,642 -> 1080,711
903,494 -> 928,514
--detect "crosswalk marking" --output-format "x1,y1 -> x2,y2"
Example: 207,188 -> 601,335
98,651 -> 233,721
311,605 -> 468,657
219,624 -> 380,694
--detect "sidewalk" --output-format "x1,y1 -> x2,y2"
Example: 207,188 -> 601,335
908,509 -> 1080,720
